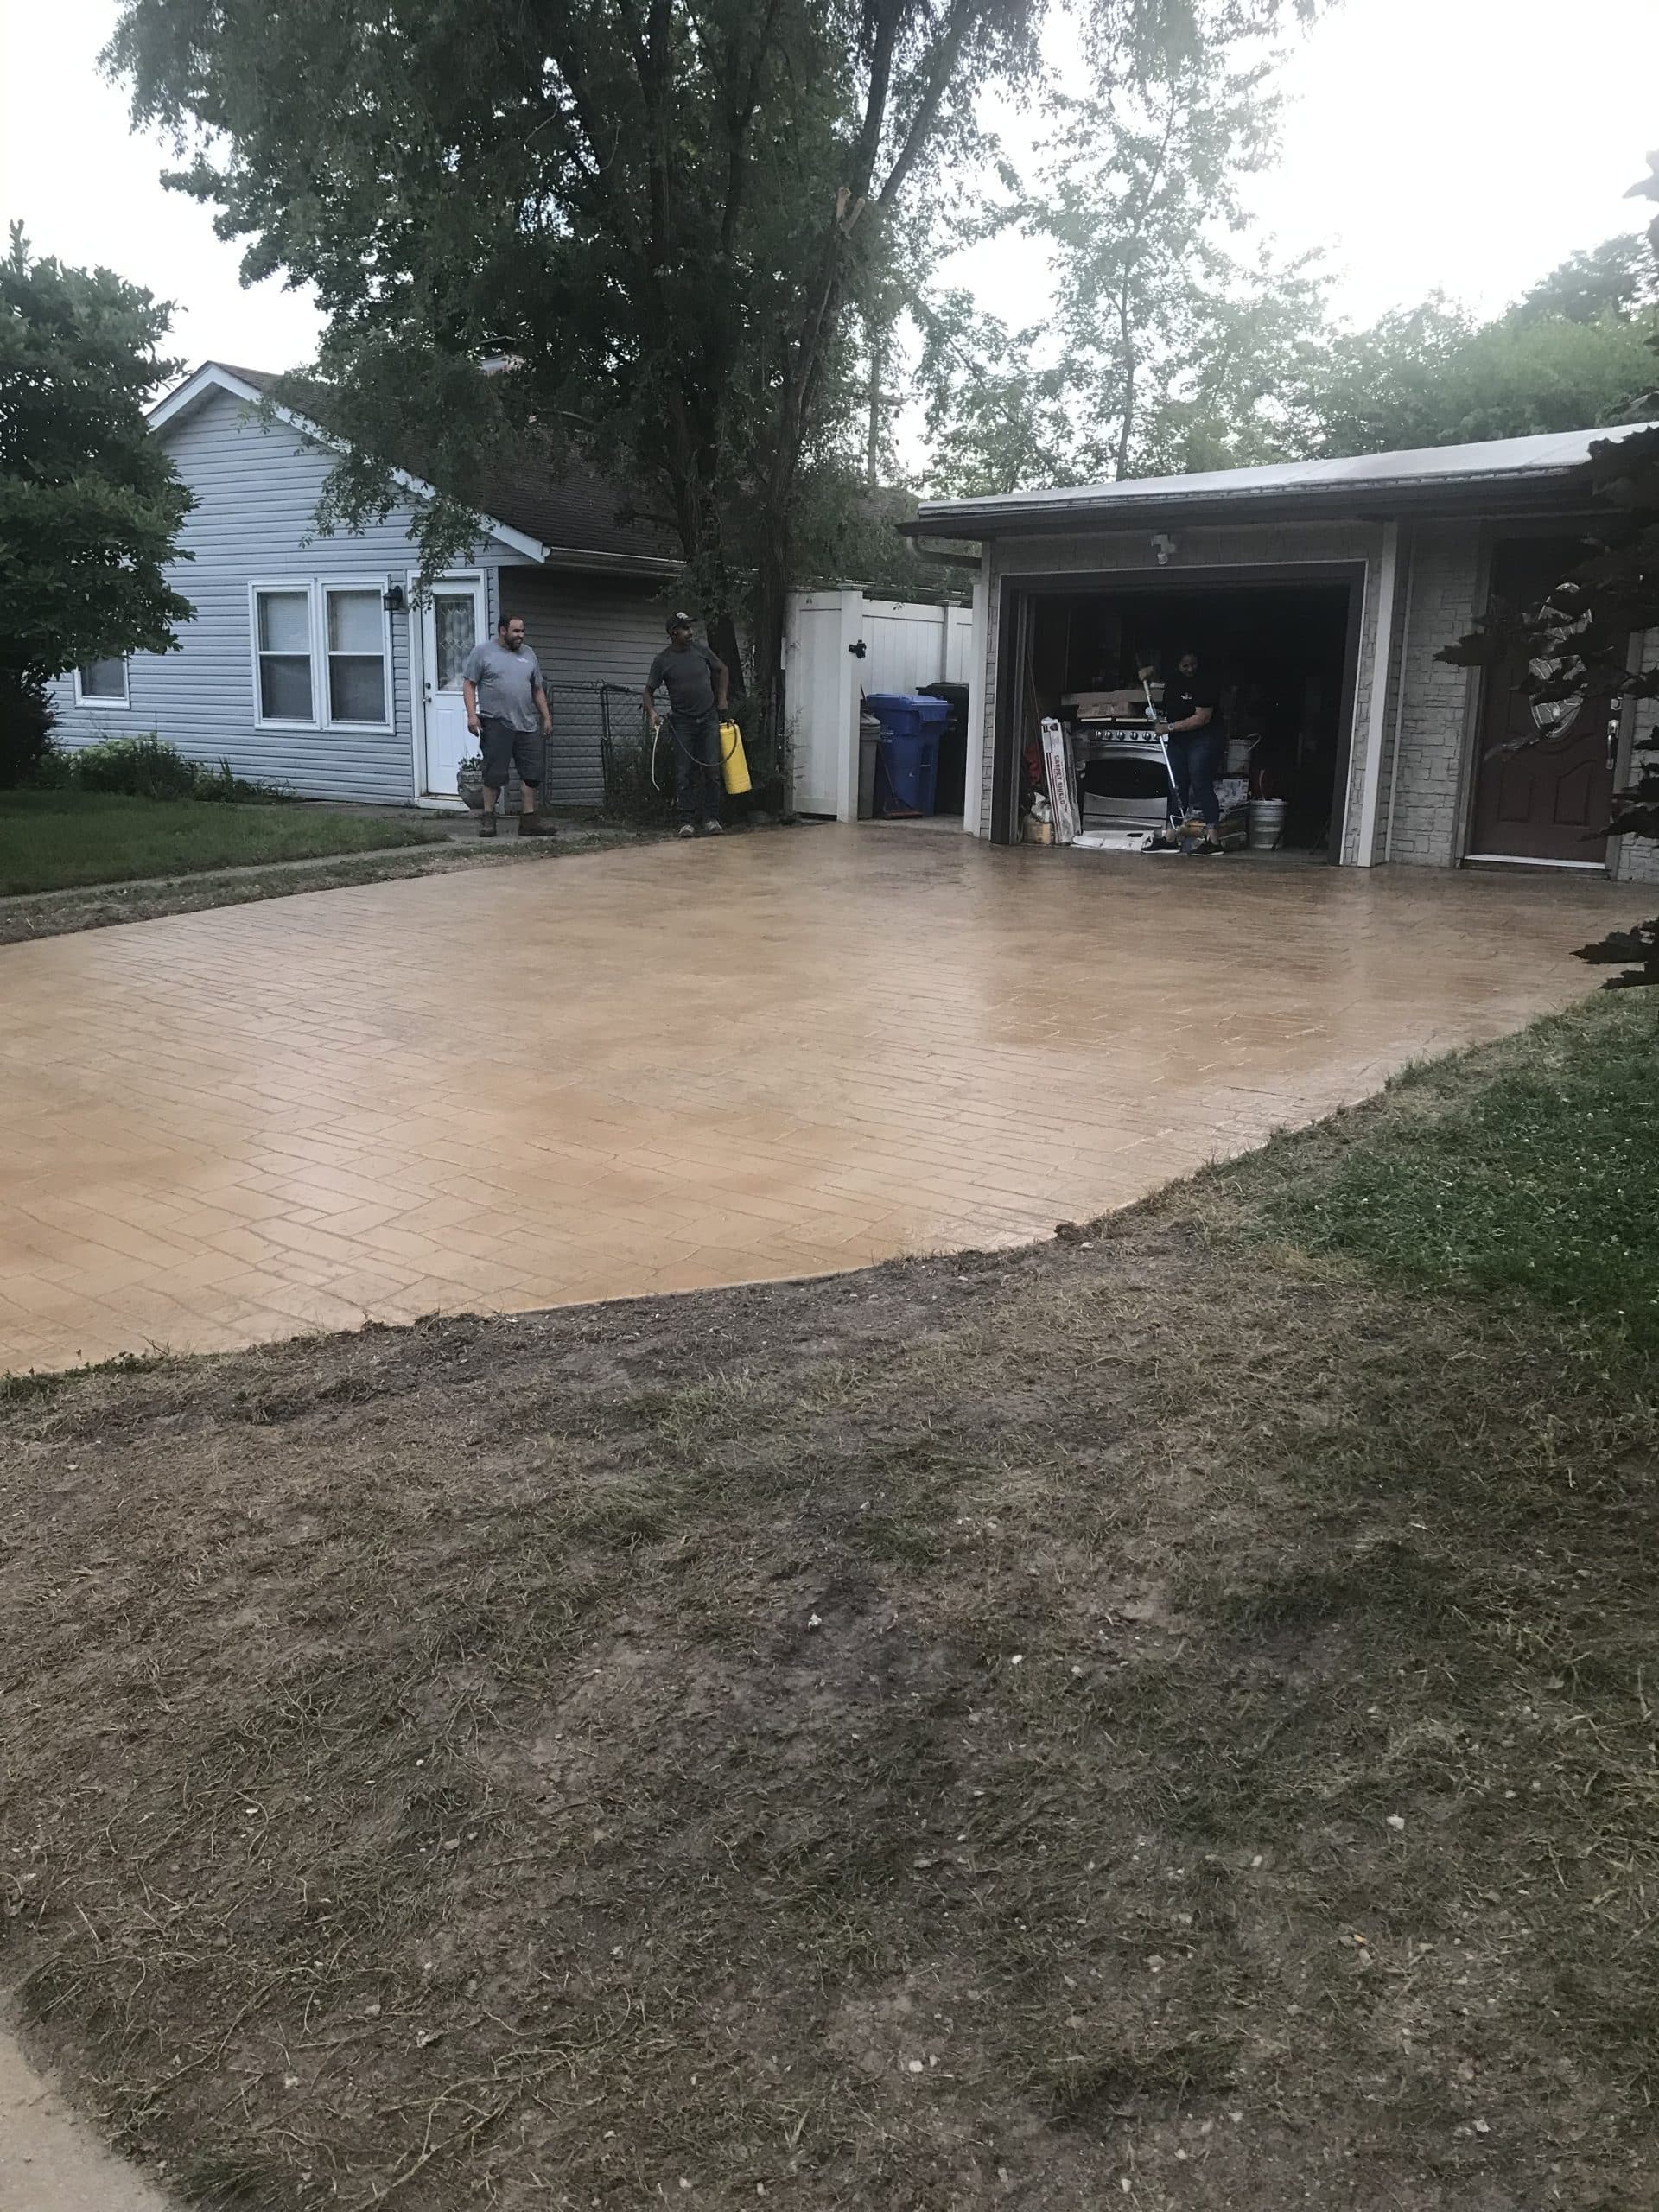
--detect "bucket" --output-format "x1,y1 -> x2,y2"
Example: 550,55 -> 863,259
1248,798 -> 1287,851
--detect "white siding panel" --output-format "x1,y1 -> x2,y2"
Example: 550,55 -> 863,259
47,388 -> 505,804
861,600 -> 972,697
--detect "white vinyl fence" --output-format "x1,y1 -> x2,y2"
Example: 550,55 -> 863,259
784,587 -> 976,820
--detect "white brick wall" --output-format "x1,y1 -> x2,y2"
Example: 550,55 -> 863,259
1612,627 -> 1659,885
1376,522 -> 1482,868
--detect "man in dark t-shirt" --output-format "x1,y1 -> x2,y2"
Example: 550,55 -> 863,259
1142,648 -> 1225,854
644,612 -> 730,836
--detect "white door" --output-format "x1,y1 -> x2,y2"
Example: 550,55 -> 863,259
418,575 -> 487,797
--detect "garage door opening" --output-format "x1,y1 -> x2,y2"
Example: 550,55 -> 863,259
991,566 -> 1363,857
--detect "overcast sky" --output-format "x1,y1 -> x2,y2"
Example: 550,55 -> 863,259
3,0 -> 1655,381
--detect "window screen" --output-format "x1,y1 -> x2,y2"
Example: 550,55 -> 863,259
256,590 -> 315,721
326,588 -> 388,723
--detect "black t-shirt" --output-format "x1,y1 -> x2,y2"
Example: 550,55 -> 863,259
647,641 -> 723,717
1163,673 -> 1223,737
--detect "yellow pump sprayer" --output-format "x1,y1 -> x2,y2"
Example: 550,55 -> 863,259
718,716 -> 752,797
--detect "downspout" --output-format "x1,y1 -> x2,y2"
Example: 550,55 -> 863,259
1353,518 -> 1400,868
1382,523 -> 1417,865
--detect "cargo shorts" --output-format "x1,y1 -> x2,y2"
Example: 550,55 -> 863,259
479,714 -> 545,793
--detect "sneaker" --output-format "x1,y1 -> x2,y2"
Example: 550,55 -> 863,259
479,812 -> 498,838
702,818 -> 724,836
677,823 -> 697,840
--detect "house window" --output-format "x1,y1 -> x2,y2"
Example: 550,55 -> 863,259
324,586 -> 390,726
74,658 -> 130,707
255,589 -> 316,723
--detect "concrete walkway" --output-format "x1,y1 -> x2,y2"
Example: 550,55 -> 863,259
0,826 -> 1649,1373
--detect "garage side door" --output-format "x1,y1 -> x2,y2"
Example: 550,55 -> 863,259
1468,538 -> 1615,868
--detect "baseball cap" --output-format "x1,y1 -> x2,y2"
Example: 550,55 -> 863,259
667,610 -> 694,633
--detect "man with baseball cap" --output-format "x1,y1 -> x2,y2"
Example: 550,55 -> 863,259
644,611 -> 730,838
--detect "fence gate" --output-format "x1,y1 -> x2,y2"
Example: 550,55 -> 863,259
783,587 -> 976,821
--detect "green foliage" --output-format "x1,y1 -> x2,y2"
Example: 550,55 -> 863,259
108,0 -> 1047,726
73,732 -> 202,799
0,227 -> 194,702
1294,296 -> 1656,455
1514,231 -> 1659,326
68,734 -> 283,803
1269,999 -> 1659,1350
919,2 -> 1328,492
0,671 -> 57,789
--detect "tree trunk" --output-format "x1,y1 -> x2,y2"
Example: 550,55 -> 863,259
867,321 -> 885,489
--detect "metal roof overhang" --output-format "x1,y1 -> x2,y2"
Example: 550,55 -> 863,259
899,473 -> 1607,543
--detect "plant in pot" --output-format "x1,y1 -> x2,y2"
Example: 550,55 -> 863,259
455,753 -> 485,810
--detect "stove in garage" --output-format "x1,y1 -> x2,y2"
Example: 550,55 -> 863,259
1062,692 -> 1173,838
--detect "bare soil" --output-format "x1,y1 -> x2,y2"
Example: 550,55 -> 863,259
2,1009 -> 1656,2211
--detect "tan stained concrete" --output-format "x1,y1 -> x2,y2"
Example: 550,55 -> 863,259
0,826 -> 1649,1375
0,2024 -> 179,2212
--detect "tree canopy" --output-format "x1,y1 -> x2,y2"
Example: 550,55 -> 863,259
110,0 -> 1050,717
0,226 -> 194,779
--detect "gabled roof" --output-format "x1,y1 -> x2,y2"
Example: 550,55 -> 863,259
905,420 -> 1659,539
149,361 -> 683,576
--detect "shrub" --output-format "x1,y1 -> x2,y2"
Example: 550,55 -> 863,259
67,734 -> 285,804
74,733 -> 203,798
0,672 -> 58,788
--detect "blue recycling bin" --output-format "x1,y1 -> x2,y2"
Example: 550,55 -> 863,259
866,692 -> 950,817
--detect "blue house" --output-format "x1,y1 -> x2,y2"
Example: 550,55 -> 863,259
48,361 -> 683,807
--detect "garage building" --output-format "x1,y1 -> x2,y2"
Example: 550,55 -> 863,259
903,424 -> 1659,882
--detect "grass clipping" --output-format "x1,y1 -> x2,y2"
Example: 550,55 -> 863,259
2,995 -> 1656,2210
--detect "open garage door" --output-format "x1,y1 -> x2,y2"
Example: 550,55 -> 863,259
990,564 -> 1364,859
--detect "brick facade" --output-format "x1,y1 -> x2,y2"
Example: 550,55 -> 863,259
1613,626 -> 1659,885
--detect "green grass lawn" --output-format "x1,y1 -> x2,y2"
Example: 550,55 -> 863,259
0,790 -> 451,897
1263,993 -> 1659,1349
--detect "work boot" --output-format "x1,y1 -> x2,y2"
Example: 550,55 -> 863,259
518,813 -> 556,837
479,811 -> 497,838
702,818 -> 723,836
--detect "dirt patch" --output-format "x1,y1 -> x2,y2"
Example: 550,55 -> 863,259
2,1022 -> 1656,2209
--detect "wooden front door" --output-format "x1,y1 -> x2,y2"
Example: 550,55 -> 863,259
1467,537 -> 1615,868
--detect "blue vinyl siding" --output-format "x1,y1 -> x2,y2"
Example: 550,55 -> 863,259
47,388 -> 448,803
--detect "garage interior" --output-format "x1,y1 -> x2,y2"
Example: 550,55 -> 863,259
997,569 -> 1362,855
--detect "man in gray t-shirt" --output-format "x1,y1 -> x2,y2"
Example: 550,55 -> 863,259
644,610 -> 730,836
462,616 -> 554,837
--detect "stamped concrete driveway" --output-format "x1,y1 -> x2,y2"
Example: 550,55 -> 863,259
1,826 -> 1649,1374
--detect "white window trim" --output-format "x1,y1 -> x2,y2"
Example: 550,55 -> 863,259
318,576 -> 395,734
73,658 -> 131,709
250,579 -> 321,730
248,578 -> 396,734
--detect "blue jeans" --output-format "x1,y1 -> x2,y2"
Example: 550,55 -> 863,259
671,707 -> 722,824
1166,729 -> 1222,828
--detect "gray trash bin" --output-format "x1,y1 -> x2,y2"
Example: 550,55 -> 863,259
858,714 -> 881,821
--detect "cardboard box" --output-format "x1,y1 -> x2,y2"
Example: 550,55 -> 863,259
1062,686 -> 1161,721
1039,718 -> 1078,844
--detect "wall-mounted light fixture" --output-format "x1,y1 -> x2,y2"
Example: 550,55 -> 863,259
384,582 -> 408,613
1151,533 -> 1177,568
